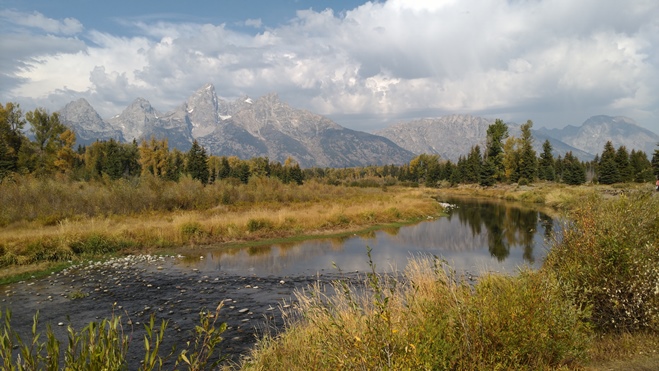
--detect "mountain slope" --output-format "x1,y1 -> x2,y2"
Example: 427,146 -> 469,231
60,85 -> 414,167
537,115 -> 659,156
199,93 -> 414,167
375,114 -> 593,161
58,98 -> 124,145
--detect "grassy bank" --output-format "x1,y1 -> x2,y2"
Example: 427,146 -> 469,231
0,175 -> 442,282
237,185 -> 659,370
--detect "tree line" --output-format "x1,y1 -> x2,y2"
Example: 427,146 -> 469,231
2,102 -> 658,187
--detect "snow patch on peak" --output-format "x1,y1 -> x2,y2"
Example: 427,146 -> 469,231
187,108 -> 194,114
219,114 -> 231,120
245,98 -> 253,104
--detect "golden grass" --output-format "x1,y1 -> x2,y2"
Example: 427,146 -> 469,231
239,256 -> 592,370
0,183 -> 441,277
585,332 -> 659,371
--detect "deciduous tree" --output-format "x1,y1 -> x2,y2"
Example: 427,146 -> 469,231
23,108 -> 66,175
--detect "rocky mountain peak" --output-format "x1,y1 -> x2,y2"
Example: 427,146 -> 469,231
59,98 -> 103,128
58,98 -> 125,145
107,98 -> 161,142
186,83 -> 220,137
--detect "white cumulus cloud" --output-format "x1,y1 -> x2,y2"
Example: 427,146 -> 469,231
0,0 -> 658,133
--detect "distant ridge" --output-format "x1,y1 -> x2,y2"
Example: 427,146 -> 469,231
59,86 -> 658,166
375,114 -> 594,161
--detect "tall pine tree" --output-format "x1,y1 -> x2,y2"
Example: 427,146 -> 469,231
538,139 -> 555,181
186,140 -> 210,184
562,152 -> 586,185
517,120 -> 537,183
598,141 -> 619,184
614,145 -> 632,183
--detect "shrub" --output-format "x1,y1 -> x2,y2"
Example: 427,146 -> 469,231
246,218 -> 274,232
242,255 -> 592,370
70,234 -> 124,255
544,192 -> 659,332
180,221 -> 203,237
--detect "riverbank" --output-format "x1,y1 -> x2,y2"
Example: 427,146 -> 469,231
0,180 -> 442,283
2,181 -> 658,369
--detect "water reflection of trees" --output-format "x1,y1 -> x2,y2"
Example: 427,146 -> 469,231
447,198 -> 542,263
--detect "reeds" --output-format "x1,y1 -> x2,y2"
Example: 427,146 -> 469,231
0,304 -> 227,370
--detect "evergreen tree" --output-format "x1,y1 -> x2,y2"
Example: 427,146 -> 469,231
503,136 -> 521,182
218,157 -> 231,179
537,139 -> 555,181
186,140 -> 210,184
554,155 -> 563,182
441,160 -> 455,181
165,149 -> 185,181
651,143 -> 659,179
485,119 -> 508,182
598,141 -> 619,184
451,156 -> 467,185
517,120 -> 537,183
479,157 -> 496,187
235,161 -> 251,184
283,157 -> 303,185
629,149 -> 653,183
614,145 -> 632,183
562,152 -> 586,185
464,145 -> 483,184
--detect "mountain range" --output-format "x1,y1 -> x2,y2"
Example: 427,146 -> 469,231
58,83 -> 659,167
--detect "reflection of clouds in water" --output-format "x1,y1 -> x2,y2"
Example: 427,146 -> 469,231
185,202 -> 554,276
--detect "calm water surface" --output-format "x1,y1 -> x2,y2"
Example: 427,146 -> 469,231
179,197 -> 557,276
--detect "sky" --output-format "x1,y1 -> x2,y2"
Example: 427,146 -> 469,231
1,0 -> 658,133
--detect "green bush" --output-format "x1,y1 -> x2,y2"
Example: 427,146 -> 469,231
544,192 -> 659,332
246,218 -> 274,232
70,234 -> 125,255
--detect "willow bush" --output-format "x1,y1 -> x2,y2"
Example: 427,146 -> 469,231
544,191 -> 659,332
241,255 -> 592,370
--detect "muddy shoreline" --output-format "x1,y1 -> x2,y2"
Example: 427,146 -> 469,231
1,255 -> 361,368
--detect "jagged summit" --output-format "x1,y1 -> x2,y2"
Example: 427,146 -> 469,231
186,83 -> 221,137
58,98 -> 124,145
59,85 -> 414,167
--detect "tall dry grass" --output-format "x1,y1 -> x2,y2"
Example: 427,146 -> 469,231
240,254 -> 592,370
0,175 -> 441,274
